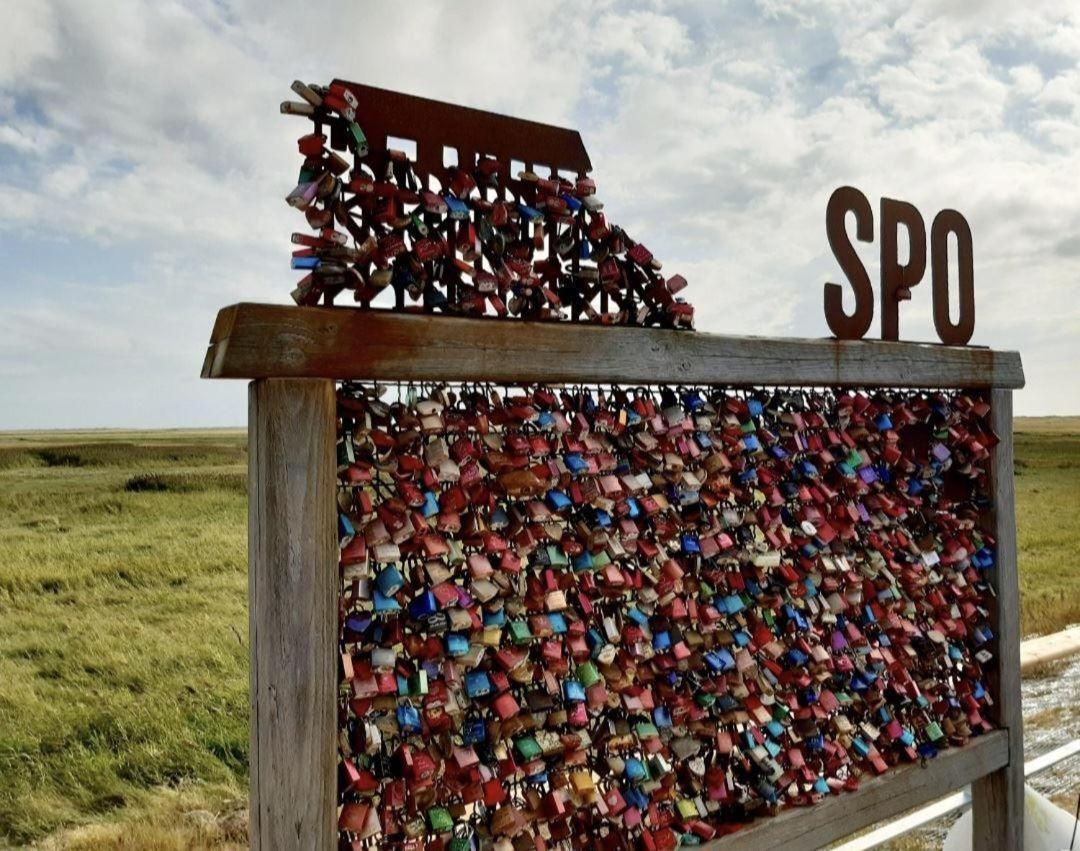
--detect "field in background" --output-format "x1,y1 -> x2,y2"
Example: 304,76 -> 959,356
0,430 -> 248,847
0,418 -> 1076,847
1012,417 -> 1080,636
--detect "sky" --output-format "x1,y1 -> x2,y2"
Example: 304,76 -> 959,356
1,0 -> 1078,428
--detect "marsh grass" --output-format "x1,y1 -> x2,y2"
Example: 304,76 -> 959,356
0,431 -> 248,846
0,419 -> 1076,847
1013,417 -> 1080,636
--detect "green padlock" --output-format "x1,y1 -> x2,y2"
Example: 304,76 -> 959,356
577,661 -> 600,688
336,437 -> 354,469
515,736 -> 542,760
427,806 -> 453,833
547,545 -> 569,567
635,722 -> 659,740
508,620 -> 532,645
408,669 -> 428,696
348,121 -> 368,155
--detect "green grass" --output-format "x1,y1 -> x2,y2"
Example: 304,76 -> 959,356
0,430 -> 248,846
0,418 -> 1076,847
1014,417 -> 1080,636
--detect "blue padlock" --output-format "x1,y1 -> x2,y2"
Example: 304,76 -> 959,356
446,634 -> 469,657
572,551 -> 593,571
586,628 -> 604,654
561,193 -> 582,212
625,786 -> 649,809
737,467 -> 758,484
375,565 -> 404,597
464,670 -> 492,699
397,703 -> 421,734
624,758 -> 647,782
408,591 -> 437,619
373,589 -> 400,613
516,201 -> 542,222
444,194 -> 470,220
563,453 -> 589,474
462,716 -> 487,744
546,489 -> 572,511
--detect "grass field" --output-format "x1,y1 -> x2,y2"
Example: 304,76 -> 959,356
0,419 -> 1076,847
0,430 -> 248,848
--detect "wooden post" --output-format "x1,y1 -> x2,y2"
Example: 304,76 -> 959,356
972,388 -> 1024,849
248,378 -> 337,849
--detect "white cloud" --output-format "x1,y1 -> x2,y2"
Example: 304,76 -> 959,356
0,3 -> 59,79
0,0 -> 1078,426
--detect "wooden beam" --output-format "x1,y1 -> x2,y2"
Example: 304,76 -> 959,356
706,730 -> 1010,850
201,303 -> 1025,389
972,389 -> 1025,849
248,379 -> 337,849
1020,625 -> 1080,673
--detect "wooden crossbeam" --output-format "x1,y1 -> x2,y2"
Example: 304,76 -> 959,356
202,303 -> 1025,389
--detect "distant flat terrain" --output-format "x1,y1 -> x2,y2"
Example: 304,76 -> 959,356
0,419 -> 1075,847
1014,415 -> 1080,433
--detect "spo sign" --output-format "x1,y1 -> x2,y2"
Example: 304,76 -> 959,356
824,186 -> 975,346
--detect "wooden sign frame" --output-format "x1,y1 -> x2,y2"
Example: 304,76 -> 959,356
203,302 -> 1025,850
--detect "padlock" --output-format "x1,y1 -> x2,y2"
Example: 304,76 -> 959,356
396,702 -> 421,735
449,823 -> 474,851
427,806 -> 454,833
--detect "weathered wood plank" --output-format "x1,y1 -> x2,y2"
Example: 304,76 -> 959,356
1020,625 -> 1080,673
972,389 -> 1024,849
248,379 -> 337,849
202,303 -> 1025,388
706,730 -> 1009,850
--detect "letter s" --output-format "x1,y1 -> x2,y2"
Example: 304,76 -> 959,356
824,186 -> 874,340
